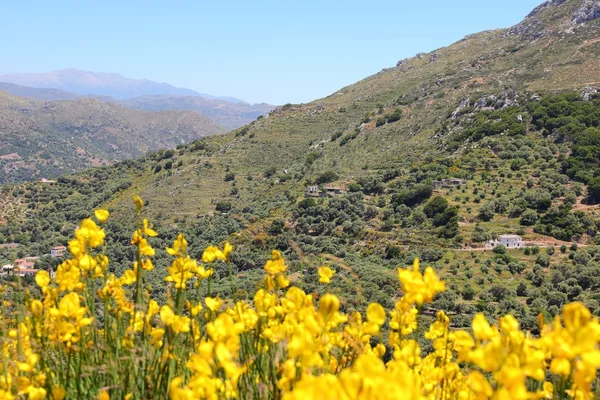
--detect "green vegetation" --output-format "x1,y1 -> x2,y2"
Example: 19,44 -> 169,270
4,0 -> 600,337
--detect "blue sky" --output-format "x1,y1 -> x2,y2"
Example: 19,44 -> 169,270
2,0 -> 542,104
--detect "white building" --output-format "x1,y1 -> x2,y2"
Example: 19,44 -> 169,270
486,234 -> 524,249
1,264 -> 39,277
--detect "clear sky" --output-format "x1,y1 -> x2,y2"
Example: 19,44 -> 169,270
1,0 -> 542,105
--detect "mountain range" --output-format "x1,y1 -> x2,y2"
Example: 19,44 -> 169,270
0,69 -> 205,100
0,70 -> 276,130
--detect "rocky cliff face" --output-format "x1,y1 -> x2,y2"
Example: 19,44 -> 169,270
511,0 -> 600,37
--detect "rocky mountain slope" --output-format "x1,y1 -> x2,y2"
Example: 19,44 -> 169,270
0,92 -> 225,182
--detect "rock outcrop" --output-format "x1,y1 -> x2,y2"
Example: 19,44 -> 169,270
510,0 -> 600,37
572,0 -> 600,23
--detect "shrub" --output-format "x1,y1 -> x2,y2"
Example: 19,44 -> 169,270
478,202 -> 495,221
225,172 -> 236,182
315,171 -> 339,185
215,201 -> 232,212
462,285 -> 476,300
423,196 -> 448,218
492,245 -> 506,255
268,219 -> 285,235
386,108 -> 403,123
331,131 -> 343,141
520,209 -> 538,226
264,167 -> 277,178
420,248 -> 444,262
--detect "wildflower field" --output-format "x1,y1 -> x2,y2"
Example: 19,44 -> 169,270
1,196 -> 600,400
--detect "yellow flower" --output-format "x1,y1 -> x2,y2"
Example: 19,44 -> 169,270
51,386 -> 66,400
562,302 -> 591,332
133,195 -> 144,211
550,358 -> 571,376
397,258 -> 445,306
142,218 -> 158,237
94,209 -> 110,223
142,259 -> 154,271
97,389 -> 110,400
205,297 -> 222,312
121,269 -> 137,285
319,294 -> 340,317
202,245 -> 226,263
49,292 -> 93,347
26,387 -> 47,400
264,250 -> 286,275
197,265 -> 214,279
160,305 -> 190,333
138,238 -> 155,257
472,313 -> 497,341
35,270 -> 50,288
223,242 -> 233,261
367,303 -> 386,326
318,266 -> 335,284
467,371 -> 493,397
75,218 -> 105,248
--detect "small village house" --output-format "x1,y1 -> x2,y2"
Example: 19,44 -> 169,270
323,185 -> 344,196
305,185 -> 321,197
51,246 -> 66,257
1,264 -> 39,277
486,234 -> 525,249
433,178 -> 464,190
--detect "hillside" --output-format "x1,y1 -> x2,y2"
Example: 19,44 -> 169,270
121,95 -> 274,130
0,92 -> 226,182
4,0 -> 600,328
77,0 -> 600,216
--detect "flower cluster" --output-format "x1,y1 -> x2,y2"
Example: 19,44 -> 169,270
0,197 -> 600,399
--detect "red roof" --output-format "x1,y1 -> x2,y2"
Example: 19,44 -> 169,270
18,262 -> 35,268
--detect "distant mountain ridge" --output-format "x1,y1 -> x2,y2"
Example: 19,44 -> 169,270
0,71 -> 276,129
0,69 -> 244,101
